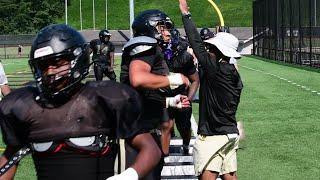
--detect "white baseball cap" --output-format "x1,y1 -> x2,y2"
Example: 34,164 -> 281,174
204,32 -> 241,58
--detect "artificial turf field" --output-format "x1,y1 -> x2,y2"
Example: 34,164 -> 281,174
0,56 -> 319,179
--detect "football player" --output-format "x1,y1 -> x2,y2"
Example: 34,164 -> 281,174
0,24 -> 160,180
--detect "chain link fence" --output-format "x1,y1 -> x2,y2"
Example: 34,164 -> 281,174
0,34 -> 34,59
253,0 -> 320,68
0,44 -> 31,59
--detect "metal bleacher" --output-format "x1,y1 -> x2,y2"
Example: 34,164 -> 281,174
162,137 -> 197,180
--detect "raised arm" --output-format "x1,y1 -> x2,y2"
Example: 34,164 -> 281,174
178,0 -> 217,72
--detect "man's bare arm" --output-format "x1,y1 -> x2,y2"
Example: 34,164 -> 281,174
128,133 -> 161,178
179,0 -> 190,14
187,72 -> 199,100
1,85 -> 11,96
129,60 -> 189,89
110,52 -> 115,69
0,146 -> 19,180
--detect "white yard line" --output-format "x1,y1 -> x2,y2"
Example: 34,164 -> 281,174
190,114 -> 198,137
241,65 -> 320,96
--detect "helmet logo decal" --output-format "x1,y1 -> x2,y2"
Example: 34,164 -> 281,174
34,46 -> 54,58
71,60 -> 76,68
149,20 -> 157,27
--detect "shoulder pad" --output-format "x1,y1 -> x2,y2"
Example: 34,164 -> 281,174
123,36 -> 157,56
89,39 -> 100,48
90,39 -> 100,45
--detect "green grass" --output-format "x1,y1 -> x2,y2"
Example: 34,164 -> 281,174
1,58 -> 30,74
1,56 -> 320,179
236,57 -> 320,179
56,0 -> 253,30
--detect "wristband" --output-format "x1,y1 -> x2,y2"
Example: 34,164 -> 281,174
106,167 -> 138,180
167,73 -> 183,89
122,168 -> 138,180
166,95 -> 182,109
182,12 -> 191,18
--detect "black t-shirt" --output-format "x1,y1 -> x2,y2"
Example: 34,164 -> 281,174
182,15 -> 243,135
90,39 -> 115,64
0,81 -> 145,148
166,50 -> 196,76
177,37 -> 189,52
165,50 -> 196,96
121,46 -> 169,83
121,45 -> 169,130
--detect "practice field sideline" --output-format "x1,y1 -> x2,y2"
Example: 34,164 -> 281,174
0,56 -> 319,179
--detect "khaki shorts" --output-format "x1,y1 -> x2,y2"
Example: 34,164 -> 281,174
193,134 -> 240,176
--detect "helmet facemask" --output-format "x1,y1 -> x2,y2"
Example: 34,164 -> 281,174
29,45 -> 89,101
169,29 -> 180,52
152,19 -> 174,50
99,30 -> 111,43
150,18 -> 173,40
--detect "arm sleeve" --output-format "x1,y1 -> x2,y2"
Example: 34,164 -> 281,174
182,15 -> 217,75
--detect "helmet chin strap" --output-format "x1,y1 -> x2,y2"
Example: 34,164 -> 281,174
35,67 -> 87,108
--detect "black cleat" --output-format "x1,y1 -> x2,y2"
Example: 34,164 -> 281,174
182,145 -> 190,155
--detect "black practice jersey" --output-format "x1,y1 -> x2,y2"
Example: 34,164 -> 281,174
0,81 -> 145,148
166,50 -> 196,76
121,40 -> 170,130
182,15 -> 243,135
165,50 -> 196,96
90,39 -> 115,64
121,45 -> 169,83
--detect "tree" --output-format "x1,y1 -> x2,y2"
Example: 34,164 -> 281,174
0,0 -> 64,34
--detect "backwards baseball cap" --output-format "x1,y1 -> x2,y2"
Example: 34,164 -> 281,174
204,32 -> 241,58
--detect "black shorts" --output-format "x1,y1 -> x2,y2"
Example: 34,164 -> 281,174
168,106 -> 192,130
161,108 -> 170,123
32,149 -> 117,180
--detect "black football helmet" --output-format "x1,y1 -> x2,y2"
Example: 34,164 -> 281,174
200,27 -> 215,40
132,9 -> 174,41
169,28 -> 189,53
29,24 -> 90,101
99,29 -> 111,43
170,28 -> 180,47
170,28 -> 180,39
